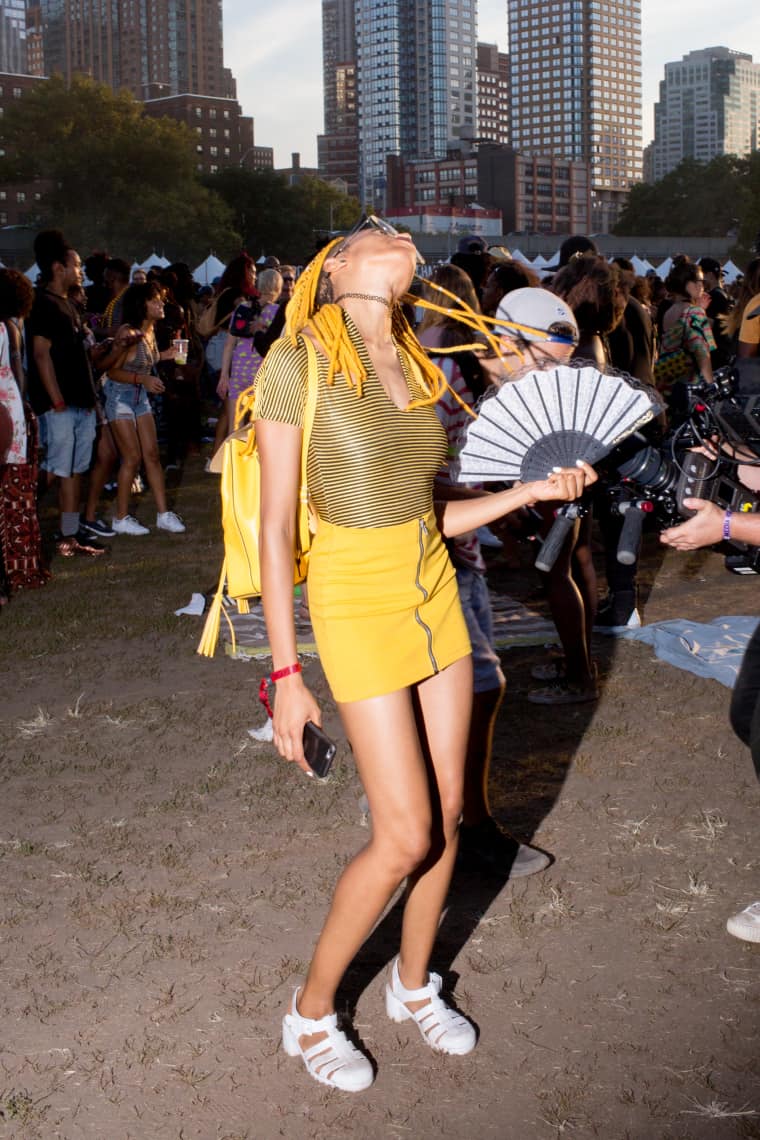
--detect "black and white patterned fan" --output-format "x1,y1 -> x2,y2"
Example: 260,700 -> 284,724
457,365 -> 660,483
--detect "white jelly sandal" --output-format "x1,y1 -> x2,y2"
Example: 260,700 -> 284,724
281,987 -> 374,1092
385,958 -> 477,1055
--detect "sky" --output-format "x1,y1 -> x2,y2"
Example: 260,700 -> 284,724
224,0 -> 760,170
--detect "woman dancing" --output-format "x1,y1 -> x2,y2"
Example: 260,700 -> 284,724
253,218 -> 596,1091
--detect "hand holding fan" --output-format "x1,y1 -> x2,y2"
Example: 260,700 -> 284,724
457,365 -> 661,484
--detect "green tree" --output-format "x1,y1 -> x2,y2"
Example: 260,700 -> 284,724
204,168 -> 360,263
0,75 -> 240,262
614,155 -> 753,248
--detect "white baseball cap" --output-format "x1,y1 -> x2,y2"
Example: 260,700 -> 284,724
495,287 -> 578,346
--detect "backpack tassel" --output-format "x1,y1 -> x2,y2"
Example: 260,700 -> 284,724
197,560 -> 228,658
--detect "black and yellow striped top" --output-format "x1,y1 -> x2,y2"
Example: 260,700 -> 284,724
254,314 -> 448,528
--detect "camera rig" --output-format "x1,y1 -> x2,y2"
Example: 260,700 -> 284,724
606,365 -> 759,575
535,365 -> 759,575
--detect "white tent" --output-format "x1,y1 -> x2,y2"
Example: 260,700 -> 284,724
510,248 -> 534,266
631,255 -> 653,276
532,253 -> 549,268
140,252 -> 170,270
24,262 -> 39,282
656,257 -> 673,278
193,254 -> 225,284
722,259 -> 742,285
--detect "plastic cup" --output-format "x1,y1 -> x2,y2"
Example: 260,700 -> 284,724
173,338 -> 188,365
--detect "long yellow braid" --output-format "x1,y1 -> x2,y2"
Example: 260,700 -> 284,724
283,240 -> 524,409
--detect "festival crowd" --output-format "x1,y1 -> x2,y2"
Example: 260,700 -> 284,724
1,223 -> 758,1091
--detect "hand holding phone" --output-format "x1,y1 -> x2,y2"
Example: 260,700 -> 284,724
303,721 -> 336,779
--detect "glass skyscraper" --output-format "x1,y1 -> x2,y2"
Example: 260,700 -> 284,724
323,0 -> 478,209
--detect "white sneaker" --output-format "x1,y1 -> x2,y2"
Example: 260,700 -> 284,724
156,510 -> 186,533
726,901 -> 760,943
111,514 -> 150,536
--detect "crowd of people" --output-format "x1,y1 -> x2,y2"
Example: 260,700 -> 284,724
0,233 -> 302,596
0,221 -> 758,1091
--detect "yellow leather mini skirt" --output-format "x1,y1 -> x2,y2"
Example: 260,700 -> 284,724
307,509 -> 471,703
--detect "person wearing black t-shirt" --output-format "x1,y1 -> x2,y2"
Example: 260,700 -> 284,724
26,230 -> 122,556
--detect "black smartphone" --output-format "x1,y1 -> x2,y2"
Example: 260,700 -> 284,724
303,721 -> 336,779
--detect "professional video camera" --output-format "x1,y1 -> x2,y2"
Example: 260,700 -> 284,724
605,365 -> 760,574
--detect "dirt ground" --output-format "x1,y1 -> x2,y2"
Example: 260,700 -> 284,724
1,457 -> 758,1140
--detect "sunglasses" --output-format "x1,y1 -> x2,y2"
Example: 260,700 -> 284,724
281,275 -> 295,283
544,322 -> 579,345
502,320 -> 578,347
335,214 -> 425,264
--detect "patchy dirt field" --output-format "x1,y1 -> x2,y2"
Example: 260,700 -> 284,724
1,457 -> 758,1140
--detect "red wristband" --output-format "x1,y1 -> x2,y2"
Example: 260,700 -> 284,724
270,663 -> 302,683
52,399 -> 66,411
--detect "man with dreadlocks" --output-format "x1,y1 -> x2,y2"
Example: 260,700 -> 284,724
252,216 -> 597,1092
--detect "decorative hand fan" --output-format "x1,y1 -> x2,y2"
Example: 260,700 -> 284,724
457,365 -> 660,483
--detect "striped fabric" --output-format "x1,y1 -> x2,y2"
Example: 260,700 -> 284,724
254,315 -> 448,529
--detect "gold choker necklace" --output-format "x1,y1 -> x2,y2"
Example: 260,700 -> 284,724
335,292 -> 392,310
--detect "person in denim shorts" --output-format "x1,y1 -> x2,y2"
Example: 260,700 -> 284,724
97,281 -> 186,536
26,230 -> 110,556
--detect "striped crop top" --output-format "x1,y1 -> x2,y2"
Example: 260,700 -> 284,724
253,314 -> 448,529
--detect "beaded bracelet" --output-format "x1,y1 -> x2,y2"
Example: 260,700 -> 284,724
723,509 -> 732,542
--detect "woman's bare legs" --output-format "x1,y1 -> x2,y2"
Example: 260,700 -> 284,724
541,517 -> 595,689
110,419 -> 142,520
84,426 -> 117,523
295,655 -> 472,1043
398,657 -> 472,991
135,413 -> 168,514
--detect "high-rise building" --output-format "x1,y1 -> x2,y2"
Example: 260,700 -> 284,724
477,42 -> 509,145
26,0 -> 256,173
318,0 -> 359,198
507,0 -> 642,231
650,47 -> 760,182
35,0 -> 232,101
352,0 -> 478,208
0,0 -> 26,74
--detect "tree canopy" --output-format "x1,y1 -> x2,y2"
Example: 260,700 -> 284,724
0,76 -> 241,262
0,75 -> 362,266
614,154 -> 760,263
202,167 -> 361,264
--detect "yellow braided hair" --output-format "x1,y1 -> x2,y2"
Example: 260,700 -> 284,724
284,239 -> 448,406
282,241 -> 526,405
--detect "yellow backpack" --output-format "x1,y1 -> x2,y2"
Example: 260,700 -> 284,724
197,335 -> 320,657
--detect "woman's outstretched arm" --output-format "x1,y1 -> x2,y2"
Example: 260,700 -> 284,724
436,461 -> 597,538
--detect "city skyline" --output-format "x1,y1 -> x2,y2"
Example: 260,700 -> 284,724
224,0 -> 759,171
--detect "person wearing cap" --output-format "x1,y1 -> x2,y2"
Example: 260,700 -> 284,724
418,266 -> 551,879
494,288 -> 600,705
699,257 -> 733,368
